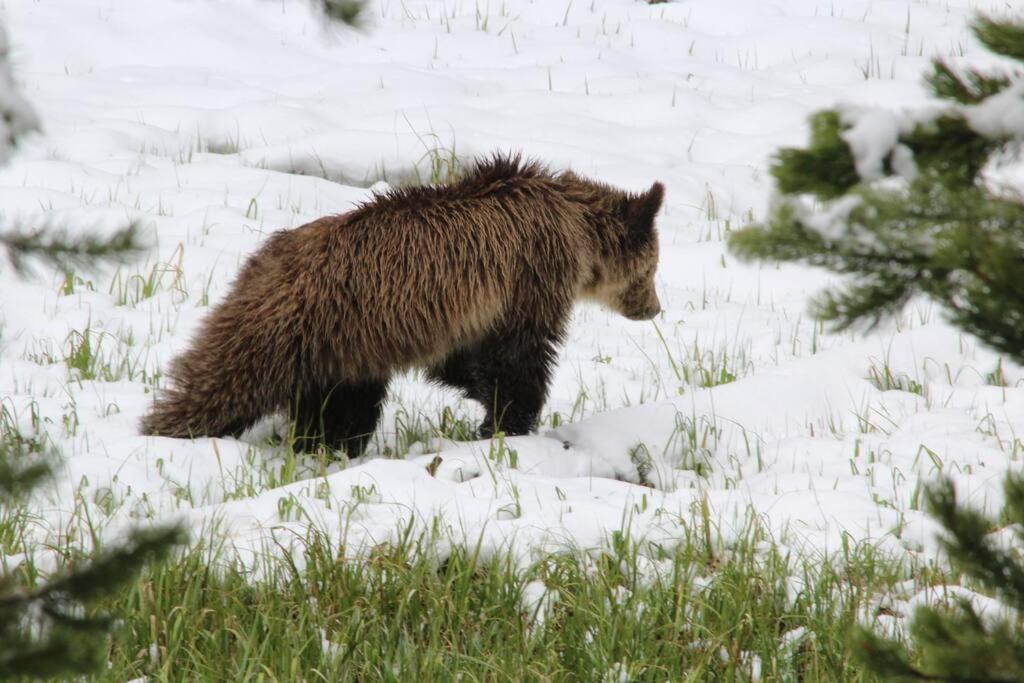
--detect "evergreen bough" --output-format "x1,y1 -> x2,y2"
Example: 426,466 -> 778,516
851,475 -> 1024,681
0,306 -> 183,682
728,12 -> 1024,681
0,23 -> 40,165
728,15 -> 1024,365
0,46 -> 178,671
317,0 -> 368,27
0,222 -> 143,277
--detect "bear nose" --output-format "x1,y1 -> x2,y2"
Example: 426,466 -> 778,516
643,294 -> 662,319
627,306 -> 661,321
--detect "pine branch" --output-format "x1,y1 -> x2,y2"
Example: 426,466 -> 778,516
317,0 -> 368,27
904,116 -> 1000,189
0,633 -> 106,679
926,61 -> 1011,105
730,175 -> 1024,363
769,110 -> 999,201
1,416 -> 185,678
0,23 -> 41,165
852,477 -> 1024,681
850,628 -> 930,680
926,481 -> 1024,613
0,413 -> 50,500
771,110 -> 859,199
973,14 -> 1024,61
731,20 -> 1024,676
0,526 -> 186,678
904,599 -> 1024,682
0,526 -> 186,612
810,278 -> 914,331
0,19 -> 179,679
0,221 -> 144,276
1004,475 -> 1024,529
0,457 -> 49,500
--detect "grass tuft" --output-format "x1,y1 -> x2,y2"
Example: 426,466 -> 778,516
0,512 -> 923,680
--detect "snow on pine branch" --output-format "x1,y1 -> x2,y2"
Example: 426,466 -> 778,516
966,81 -> 1024,139
801,195 -> 866,244
839,107 -> 921,183
838,75 -> 1023,188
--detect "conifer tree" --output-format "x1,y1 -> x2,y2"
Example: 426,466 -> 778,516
728,15 -> 1024,365
728,13 -> 1024,681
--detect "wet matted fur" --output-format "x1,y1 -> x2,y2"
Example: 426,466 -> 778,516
141,153 -> 664,455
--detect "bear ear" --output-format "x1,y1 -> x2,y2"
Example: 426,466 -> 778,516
624,182 -> 665,241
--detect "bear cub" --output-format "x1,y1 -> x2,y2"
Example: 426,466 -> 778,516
141,154 -> 664,455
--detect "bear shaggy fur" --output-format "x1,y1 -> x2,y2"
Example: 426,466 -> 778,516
140,154 -> 664,455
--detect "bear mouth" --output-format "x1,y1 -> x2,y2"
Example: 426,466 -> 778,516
625,306 -> 661,321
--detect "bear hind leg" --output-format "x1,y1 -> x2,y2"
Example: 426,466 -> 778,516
293,380 -> 388,457
426,347 -> 479,395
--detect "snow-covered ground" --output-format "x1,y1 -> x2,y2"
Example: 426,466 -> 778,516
2,0 -> 1021,573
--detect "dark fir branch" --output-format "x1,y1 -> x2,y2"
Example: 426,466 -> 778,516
973,14 -> 1024,61
318,0 -> 368,27
0,221 -> 143,276
730,182 -> 1024,363
925,61 -> 1010,105
0,410 -> 52,500
1,415 -> 185,679
0,526 -> 186,613
852,476 -> 1024,682
771,110 -> 859,199
0,217 -> 177,679
758,14 -> 1019,203
0,457 -> 49,499
729,14 -> 1024,363
0,527 -> 185,679
767,109 -> 1000,200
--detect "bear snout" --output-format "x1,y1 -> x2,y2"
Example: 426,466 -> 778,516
626,305 -> 661,321
622,289 -> 661,320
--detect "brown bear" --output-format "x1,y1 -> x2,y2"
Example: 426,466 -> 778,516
141,154 -> 663,455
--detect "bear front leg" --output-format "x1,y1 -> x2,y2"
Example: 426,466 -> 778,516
293,380 -> 388,457
475,324 -> 562,438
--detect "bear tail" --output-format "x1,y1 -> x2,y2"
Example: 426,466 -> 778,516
139,364 -> 260,440
140,387 -> 214,438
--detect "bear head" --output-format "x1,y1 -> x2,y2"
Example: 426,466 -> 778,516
570,175 -> 664,321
